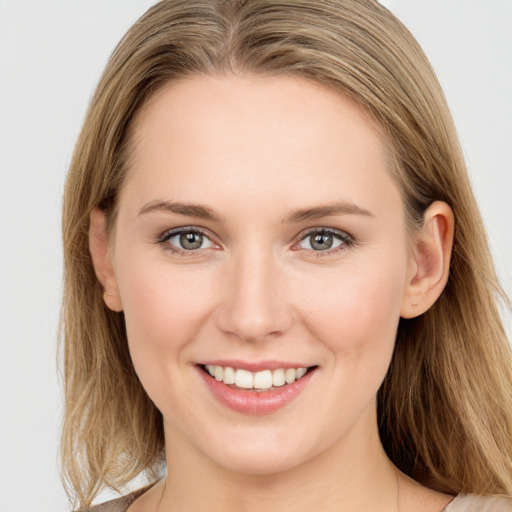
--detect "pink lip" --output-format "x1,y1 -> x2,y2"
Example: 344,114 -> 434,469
197,365 -> 316,415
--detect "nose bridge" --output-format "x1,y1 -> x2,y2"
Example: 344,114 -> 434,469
217,245 -> 291,342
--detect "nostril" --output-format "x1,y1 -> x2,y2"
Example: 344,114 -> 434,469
214,272 -> 293,342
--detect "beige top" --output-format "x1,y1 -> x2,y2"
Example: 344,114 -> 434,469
445,495 -> 512,511
83,492 -> 512,512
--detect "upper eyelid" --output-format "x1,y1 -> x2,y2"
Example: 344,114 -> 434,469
158,225 -> 211,241
295,226 -> 353,242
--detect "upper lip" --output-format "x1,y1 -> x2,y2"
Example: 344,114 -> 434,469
197,359 -> 314,372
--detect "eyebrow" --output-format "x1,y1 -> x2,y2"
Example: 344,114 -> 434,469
138,200 -> 220,221
138,199 -> 373,223
283,202 -> 373,223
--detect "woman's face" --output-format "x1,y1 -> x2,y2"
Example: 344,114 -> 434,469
107,74 -> 416,474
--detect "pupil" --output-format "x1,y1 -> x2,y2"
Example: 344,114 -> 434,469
311,233 -> 333,250
180,232 -> 202,250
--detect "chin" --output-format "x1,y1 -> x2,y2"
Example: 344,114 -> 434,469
195,426 -> 321,476
213,448 -> 308,476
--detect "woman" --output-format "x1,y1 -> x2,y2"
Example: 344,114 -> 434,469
61,1 -> 512,511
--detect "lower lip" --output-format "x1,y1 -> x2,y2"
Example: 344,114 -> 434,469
198,367 -> 315,415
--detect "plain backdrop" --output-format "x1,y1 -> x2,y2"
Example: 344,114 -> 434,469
0,1 -> 511,511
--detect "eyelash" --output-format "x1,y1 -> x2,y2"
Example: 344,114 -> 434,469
156,227 -> 213,257
293,227 -> 354,257
156,226 -> 354,257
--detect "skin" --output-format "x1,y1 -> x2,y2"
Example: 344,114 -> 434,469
90,74 -> 454,512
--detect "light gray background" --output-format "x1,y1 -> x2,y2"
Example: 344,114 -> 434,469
1,1 -> 511,511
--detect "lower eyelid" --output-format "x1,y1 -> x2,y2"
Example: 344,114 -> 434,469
163,245 -> 201,257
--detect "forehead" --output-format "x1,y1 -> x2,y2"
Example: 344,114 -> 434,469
121,73 -> 400,220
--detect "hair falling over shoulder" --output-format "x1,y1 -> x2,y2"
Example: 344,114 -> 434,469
60,0 -> 512,508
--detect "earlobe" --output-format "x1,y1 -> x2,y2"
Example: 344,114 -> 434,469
401,201 -> 454,319
89,207 -> 123,312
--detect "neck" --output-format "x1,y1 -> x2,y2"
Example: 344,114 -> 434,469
157,409 -> 399,512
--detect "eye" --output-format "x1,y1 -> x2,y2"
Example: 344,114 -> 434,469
158,227 -> 215,253
297,228 -> 353,253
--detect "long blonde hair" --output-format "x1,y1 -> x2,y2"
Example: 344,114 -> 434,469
61,0 -> 512,507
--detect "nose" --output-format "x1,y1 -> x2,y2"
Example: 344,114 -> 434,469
215,249 -> 293,343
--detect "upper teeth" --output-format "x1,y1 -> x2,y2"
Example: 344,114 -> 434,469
205,365 -> 308,390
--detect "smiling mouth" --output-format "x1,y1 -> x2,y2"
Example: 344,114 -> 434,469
200,364 -> 316,392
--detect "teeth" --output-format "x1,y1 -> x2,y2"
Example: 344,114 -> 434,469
235,369 -> 253,389
204,365 -> 309,390
285,368 -> 296,384
296,367 -> 307,379
253,370 -> 273,390
272,368 -> 286,387
223,366 -> 235,385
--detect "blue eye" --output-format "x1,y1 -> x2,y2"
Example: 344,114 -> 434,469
160,228 -> 214,252
298,229 -> 352,252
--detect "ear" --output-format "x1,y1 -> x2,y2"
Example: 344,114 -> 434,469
401,201 -> 454,319
89,207 -> 123,312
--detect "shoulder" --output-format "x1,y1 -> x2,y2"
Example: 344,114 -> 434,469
77,497 -> 129,512
445,494 -> 512,512
86,498 -> 128,512
77,495 -> 134,512
76,486 -> 150,512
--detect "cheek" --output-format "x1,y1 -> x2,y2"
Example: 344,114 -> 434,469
296,256 -> 406,359
114,257 -> 218,391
